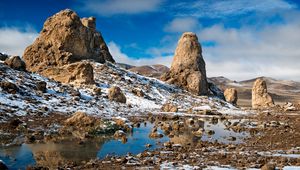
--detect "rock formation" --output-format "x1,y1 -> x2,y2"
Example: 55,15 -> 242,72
0,53 -> 8,61
252,79 -> 275,109
4,56 -> 26,71
108,86 -> 126,103
40,61 -> 95,84
161,32 -> 208,95
22,9 -> 114,84
224,88 -> 238,105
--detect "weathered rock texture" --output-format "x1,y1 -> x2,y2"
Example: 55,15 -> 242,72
40,61 -> 94,85
252,79 -> 275,109
108,86 -> 126,103
22,9 -> 114,84
161,32 -> 208,95
4,56 -> 26,71
224,88 -> 238,105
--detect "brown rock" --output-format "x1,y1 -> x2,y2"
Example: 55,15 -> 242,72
65,112 -> 94,126
4,56 -> 26,71
40,61 -> 94,85
36,81 -> 47,92
224,88 -> 238,105
261,163 -> 275,170
252,79 -> 274,109
161,32 -> 208,95
23,9 -> 114,73
108,86 -> 126,103
0,81 -> 18,94
161,103 -> 178,112
132,88 -> 144,97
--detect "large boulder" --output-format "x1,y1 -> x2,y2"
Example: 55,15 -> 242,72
252,79 -> 275,109
224,88 -> 238,105
23,9 -> 114,73
161,32 -> 208,95
108,86 -> 126,103
4,56 -> 26,71
40,61 -> 95,85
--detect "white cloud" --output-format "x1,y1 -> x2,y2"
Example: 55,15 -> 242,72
172,0 -> 296,18
108,41 -> 173,67
164,17 -> 200,33
76,0 -> 164,16
198,23 -> 300,81
0,28 -> 38,56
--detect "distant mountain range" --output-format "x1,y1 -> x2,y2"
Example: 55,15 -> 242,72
120,63 -> 300,106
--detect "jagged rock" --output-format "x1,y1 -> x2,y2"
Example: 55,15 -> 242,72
65,112 -> 95,126
0,53 -> 8,61
161,32 -> 208,95
252,79 -> 274,109
0,81 -> 18,94
161,103 -> 178,112
108,86 -> 126,103
4,56 -> 26,71
23,9 -> 114,73
40,61 -> 94,85
208,81 -> 225,100
224,88 -> 238,105
93,87 -> 102,95
36,81 -> 47,93
132,88 -> 144,97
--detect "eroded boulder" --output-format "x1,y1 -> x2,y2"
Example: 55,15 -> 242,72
224,88 -> 238,105
108,86 -> 126,103
161,32 -> 208,95
252,79 -> 275,109
4,56 -> 26,71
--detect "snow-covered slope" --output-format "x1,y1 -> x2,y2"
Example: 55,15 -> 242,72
0,62 -> 250,121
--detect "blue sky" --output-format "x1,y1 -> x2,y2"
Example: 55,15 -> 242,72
0,0 -> 300,81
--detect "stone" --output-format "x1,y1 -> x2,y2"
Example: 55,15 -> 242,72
0,81 -> 18,94
93,87 -> 102,95
252,79 -> 274,109
261,163 -> 275,170
4,56 -> 26,71
40,61 -> 95,85
23,9 -> 114,73
65,112 -> 94,126
161,32 -> 208,95
161,103 -> 178,112
224,88 -> 238,105
0,53 -> 8,61
36,81 -> 47,93
132,88 -> 144,97
108,86 -> 126,103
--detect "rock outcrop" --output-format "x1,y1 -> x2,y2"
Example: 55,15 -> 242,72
4,56 -> 26,71
40,61 -> 95,84
22,9 -> 114,84
108,86 -> 126,103
252,79 -> 275,109
161,32 -> 208,95
224,88 -> 238,105
0,53 -> 8,61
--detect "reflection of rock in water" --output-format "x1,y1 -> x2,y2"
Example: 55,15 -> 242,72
28,138 -> 108,168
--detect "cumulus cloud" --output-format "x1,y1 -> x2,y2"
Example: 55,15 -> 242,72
164,17 -> 200,33
108,41 -> 173,67
76,0 -> 164,16
198,23 -> 300,81
0,28 -> 38,56
172,0 -> 295,18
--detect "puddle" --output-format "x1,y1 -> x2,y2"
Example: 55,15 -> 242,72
0,122 -> 168,169
0,118 -> 250,169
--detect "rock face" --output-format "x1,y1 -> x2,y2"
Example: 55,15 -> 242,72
252,79 -> 275,109
161,32 -> 208,95
0,53 -> 8,61
4,56 -> 26,71
22,9 -> 114,84
108,86 -> 126,103
224,88 -> 238,105
40,61 -> 95,84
